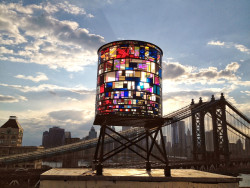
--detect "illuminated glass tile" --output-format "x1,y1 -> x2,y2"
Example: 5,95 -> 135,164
134,71 -> 141,77
106,72 -> 115,82
151,62 -> 155,73
153,85 -> 157,94
125,70 -> 134,77
120,59 -> 125,70
159,68 -> 162,78
124,91 -> 128,97
146,62 -> 151,72
114,59 -> 120,70
104,61 -> 113,72
157,86 -> 160,95
117,48 -> 129,58
121,91 -> 124,97
155,76 -> 160,85
110,46 -> 117,58
106,82 -> 113,88
140,47 -> 145,58
100,84 -> 104,93
144,83 -> 150,89
141,72 -> 146,82
114,82 -> 124,88
145,47 -> 149,59
135,47 -> 139,57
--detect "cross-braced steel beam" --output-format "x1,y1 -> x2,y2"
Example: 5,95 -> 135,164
93,125 -> 170,176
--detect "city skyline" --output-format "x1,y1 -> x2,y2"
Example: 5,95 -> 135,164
0,0 -> 249,146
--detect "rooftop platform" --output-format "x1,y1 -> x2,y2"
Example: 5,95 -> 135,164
40,168 -> 241,188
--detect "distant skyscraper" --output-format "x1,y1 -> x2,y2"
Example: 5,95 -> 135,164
42,127 -> 65,148
236,139 -> 243,153
186,128 -> 192,158
245,138 -> 250,154
171,121 -> 186,156
178,121 -> 186,156
83,126 -> 97,140
89,126 -> 97,139
205,130 -> 214,151
65,131 -> 71,139
42,131 -> 49,147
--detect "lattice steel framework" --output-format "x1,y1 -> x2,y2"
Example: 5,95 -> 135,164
191,94 -> 230,162
93,124 -> 170,176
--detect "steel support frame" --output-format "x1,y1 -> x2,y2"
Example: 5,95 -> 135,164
93,125 -> 170,176
192,110 -> 206,161
215,101 -> 230,163
192,96 -> 230,164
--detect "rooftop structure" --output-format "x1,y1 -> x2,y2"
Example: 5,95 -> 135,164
0,116 -> 23,146
92,41 -> 170,176
94,40 -> 163,128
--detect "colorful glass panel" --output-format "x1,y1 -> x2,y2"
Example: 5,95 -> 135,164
96,40 -> 162,117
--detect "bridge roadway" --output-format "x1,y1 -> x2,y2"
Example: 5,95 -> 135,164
0,98 -> 249,165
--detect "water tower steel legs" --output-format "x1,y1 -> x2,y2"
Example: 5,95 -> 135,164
93,125 -> 170,176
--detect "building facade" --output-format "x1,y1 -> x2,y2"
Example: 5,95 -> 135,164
42,127 -> 65,148
0,116 -> 44,169
0,116 -> 23,146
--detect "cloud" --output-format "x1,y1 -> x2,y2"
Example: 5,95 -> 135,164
0,46 -> 14,54
163,61 -> 240,85
207,40 -> 225,46
43,1 -> 92,16
0,94 -> 27,103
48,110 -> 84,121
240,91 -> 250,96
15,72 -> 48,82
234,44 -> 250,53
0,83 -> 95,94
207,40 -> 250,54
0,2 -> 105,72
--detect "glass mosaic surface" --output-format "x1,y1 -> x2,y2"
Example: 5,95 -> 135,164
96,40 -> 162,118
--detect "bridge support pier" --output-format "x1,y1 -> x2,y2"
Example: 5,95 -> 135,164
191,94 -> 232,164
192,97 -> 206,161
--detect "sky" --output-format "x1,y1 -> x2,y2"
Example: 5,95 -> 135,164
0,0 -> 249,146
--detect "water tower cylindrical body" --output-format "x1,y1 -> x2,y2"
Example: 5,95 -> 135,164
94,40 -> 163,127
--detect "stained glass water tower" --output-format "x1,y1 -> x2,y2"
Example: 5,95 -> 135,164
93,40 -> 170,176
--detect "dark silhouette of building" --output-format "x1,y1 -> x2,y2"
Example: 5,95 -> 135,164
0,116 -> 23,146
246,138 -> 250,154
83,126 -> 97,140
171,121 -> 186,156
205,130 -> 214,151
65,131 -> 71,139
89,126 -> 97,139
186,128 -> 192,158
42,127 -> 65,148
64,138 -> 80,145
